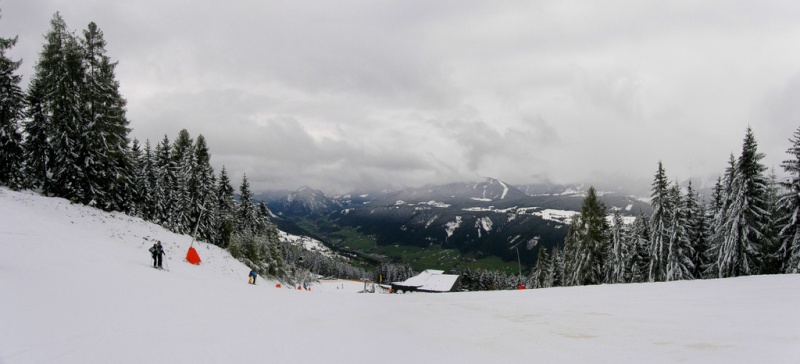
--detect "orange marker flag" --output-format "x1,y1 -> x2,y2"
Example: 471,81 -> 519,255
186,247 -> 202,265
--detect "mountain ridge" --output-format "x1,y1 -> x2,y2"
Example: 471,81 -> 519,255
261,178 -> 653,271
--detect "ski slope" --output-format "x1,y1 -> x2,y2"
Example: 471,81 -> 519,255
1,187 -> 799,363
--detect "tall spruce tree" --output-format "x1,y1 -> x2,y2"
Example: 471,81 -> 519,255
171,129 -> 194,233
0,19 -> 26,189
25,13 -> 86,199
23,81 -> 49,191
563,186 -> 609,286
606,209 -> 628,284
137,139 -> 157,221
707,155 -> 737,276
256,201 -> 273,236
562,214 -> 581,286
548,245 -> 564,287
665,182 -> 694,281
237,174 -> 259,234
531,247 -> 550,288
648,161 -> 672,282
709,127 -> 769,277
778,126 -> 800,273
761,169 -> 783,274
153,135 -> 177,228
684,180 -> 710,278
189,135 -> 217,243
214,166 -> 236,248
127,139 -> 145,216
628,211 -> 651,283
80,22 -> 132,211
709,177 -> 725,217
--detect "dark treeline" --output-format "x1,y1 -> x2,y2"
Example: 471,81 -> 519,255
0,12 -> 369,284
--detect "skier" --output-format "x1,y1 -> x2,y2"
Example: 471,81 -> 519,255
154,241 -> 165,269
149,243 -> 158,268
249,269 -> 257,284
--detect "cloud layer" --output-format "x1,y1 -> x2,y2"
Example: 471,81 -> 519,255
5,1 -> 800,193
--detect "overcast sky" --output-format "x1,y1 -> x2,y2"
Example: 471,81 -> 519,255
4,1 -> 800,194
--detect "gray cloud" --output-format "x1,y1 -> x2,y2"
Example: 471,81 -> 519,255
4,1 -> 800,194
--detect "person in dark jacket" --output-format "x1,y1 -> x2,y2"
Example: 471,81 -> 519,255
158,242 -> 165,268
249,269 -> 257,284
154,241 -> 165,269
149,243 -> 158,267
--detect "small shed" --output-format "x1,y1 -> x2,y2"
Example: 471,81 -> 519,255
391,269 -> 460,293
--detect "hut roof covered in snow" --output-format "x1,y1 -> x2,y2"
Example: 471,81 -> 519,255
391,269 -> 460,293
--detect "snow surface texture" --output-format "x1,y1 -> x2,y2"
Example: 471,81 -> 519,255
1,187 -> 800,363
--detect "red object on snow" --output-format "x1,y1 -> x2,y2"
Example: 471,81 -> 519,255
186,247 -> 202,265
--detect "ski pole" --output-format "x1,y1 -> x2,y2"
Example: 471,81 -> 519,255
162,252 -> 170,271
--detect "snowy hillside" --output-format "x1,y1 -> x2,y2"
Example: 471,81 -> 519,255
2,187 -> 799,363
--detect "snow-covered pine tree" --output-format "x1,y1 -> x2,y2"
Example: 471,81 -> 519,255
263,224 -> 288,278
237,174 -> 259,234
548,245 -> 564,287
648,161 -> 672,282
23,14 -> 58,192
706,155 -> 737,277
760,168 -> 783,274
214,166 -> 236,248
256,201 -> 272,235
127,139 -> 145,216
541,247 -> 555,288
0,19 -> 26,190
563,186 -> 609,286
456,267 -> 475,290
627,211 -> 650,283
80,22 -> 132,212
47,34 -> 87,202
562,214 -> 581,286
710,177 -> 724,217
26,13 -> 86,201
153,135 -> 177,228
778,126 -> 800,273
189,135 -> 217,243
23,83 -> 49,191
531,247 -> 550,288
709,127 -> 769,277
171,129 -> 194,234
137,139 -> 157,221
665,182 -> 694,281
606,209 -> 628,284
684,180 -> 710,278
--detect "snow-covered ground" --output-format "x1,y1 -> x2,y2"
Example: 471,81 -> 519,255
277,230 -> 335,258
1,187 -> 800,363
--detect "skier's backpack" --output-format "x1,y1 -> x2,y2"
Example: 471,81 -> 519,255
149,246 -> 156,254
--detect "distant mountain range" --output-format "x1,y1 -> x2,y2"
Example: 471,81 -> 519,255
257,178 -> 653,270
